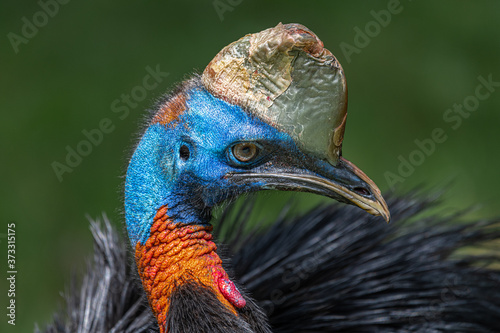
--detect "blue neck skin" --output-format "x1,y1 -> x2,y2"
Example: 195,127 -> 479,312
124,87 -> 294,246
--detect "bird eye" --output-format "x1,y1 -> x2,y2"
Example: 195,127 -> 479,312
232,142 -> 259,163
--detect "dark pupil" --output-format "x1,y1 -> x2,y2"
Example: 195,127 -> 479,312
179,145 -> 190,160
234,143 -> 257,162
241,146 -> 251,156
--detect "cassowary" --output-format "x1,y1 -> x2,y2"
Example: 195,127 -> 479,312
39,23 -> 500,332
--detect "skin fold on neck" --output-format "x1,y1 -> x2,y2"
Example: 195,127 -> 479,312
134,205 -> 246,332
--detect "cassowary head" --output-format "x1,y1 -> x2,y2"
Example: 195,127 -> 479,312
124,23 -> 390,332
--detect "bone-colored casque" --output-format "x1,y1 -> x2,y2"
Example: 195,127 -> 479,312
203,23 -> 347,165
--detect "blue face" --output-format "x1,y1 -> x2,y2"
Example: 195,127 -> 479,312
125,87 -> 297,245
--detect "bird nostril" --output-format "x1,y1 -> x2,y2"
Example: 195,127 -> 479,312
353,187 -> 370,197
179,145 -> 190,161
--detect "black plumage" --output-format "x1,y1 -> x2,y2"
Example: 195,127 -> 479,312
39,193 -> 500,332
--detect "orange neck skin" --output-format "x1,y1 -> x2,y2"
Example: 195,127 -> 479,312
135,205 -> 246,332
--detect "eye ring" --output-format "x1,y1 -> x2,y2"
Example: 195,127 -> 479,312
232,142 -> 259,163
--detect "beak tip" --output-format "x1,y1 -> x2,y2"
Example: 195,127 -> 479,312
372,198 -> 390,223
379,202 -> 391,223
371,207 -> 390,223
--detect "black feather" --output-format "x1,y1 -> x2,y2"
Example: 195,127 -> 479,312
38,194 -> 500,332
166,282 -> 271,333
37,216 -> 157,333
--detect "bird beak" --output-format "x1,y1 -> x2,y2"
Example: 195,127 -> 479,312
227,156 -> 390,222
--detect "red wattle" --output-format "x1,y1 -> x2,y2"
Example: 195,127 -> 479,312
214,270 -> 246,308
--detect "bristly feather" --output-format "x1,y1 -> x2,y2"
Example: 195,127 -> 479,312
166,282 -> 270,333
38,194 -> 500,332
227,193 -> 500,332
36,215 -> 158,333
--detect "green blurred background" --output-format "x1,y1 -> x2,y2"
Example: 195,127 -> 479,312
1,0 -> 499,331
